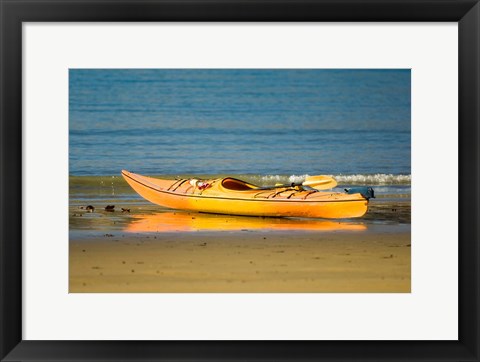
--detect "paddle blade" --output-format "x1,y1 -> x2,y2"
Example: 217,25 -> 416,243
302,175 -> 337,190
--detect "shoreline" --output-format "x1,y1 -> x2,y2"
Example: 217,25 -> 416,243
69,181 -> 411,293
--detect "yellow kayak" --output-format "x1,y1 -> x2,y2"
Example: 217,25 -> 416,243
121,170 -> 370,219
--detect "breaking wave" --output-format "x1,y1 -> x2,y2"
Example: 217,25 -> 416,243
245,174 -> 411,186
333,174 -> 411,185
69,173 -> 411,190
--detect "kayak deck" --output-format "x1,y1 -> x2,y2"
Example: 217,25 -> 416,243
121,170 -> 369,219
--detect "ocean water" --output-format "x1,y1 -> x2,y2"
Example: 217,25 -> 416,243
69,69 -> 410,177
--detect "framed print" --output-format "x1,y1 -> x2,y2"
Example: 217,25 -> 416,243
1,1 -> 479,361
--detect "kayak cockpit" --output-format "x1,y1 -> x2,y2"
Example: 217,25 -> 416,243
221,177 -> 258,191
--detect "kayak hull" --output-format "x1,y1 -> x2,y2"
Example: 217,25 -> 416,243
122,170 -> 368,219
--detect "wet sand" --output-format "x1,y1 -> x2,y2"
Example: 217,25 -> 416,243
70,229 -> 410,293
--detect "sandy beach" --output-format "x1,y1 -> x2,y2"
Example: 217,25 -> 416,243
70,226 -> 410,293
69,183 -> 411,293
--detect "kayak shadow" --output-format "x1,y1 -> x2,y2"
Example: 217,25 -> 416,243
124,211 -> 367,233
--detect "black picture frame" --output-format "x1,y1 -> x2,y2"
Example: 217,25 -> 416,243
1,1 -> 479,361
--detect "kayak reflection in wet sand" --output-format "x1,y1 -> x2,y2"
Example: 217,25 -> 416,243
124,211 -> 367,233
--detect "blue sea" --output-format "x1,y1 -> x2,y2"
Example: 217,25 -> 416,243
69,69 -> 410,178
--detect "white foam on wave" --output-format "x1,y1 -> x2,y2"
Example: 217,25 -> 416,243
247,173 -> 411,186
245,174 -> 308,186
334,174 -> 411,185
